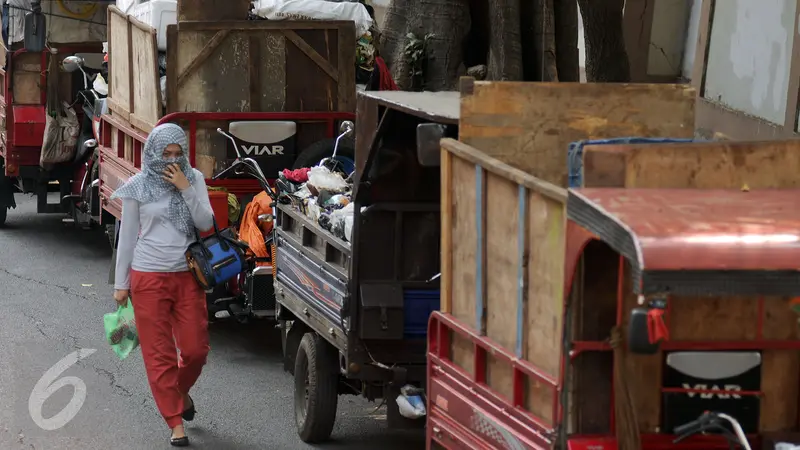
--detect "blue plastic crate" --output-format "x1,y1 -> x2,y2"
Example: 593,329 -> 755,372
403,289 -> 440,339
567,137 -> 694,188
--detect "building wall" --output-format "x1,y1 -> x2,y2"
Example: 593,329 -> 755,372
704,0 -> 796,125
692,0 -> 800,140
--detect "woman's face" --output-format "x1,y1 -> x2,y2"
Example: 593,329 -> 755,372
162,143 -> 183,160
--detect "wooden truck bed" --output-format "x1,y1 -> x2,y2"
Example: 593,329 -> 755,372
104,6 -> 355,177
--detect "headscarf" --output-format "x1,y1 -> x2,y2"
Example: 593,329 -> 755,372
111,123 -> 201,237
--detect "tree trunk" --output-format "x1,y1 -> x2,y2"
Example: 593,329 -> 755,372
577,0 -> 630,82
553,0 -> 580,81
485,0 -> 523,81
382,0 -> 580,87
382,0 -> 471,90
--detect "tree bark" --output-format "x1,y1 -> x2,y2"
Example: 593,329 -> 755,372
553,0 -> 580,81
577,0 -> 630,82
485,0 -> 523,81
382,0 -> 471,90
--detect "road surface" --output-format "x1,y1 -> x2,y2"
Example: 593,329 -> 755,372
0,195 -> 425,449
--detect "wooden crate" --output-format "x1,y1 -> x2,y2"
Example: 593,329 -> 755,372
458,79 -> 696,187
569,140 -> 800,434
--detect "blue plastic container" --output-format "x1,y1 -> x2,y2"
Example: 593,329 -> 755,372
403,289 -> 440,339
567,137 -> 695,188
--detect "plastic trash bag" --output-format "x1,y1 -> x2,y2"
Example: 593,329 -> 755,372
395,384 -> 426,419
103,301 -> 139,360
307,166 -> 349,193
776,444 -> 800,450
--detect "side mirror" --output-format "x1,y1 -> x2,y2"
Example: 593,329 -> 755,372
62,56 -> 85,73
83,139 -> 97,149
339,120 -> 355,137
628,297 -> 668,355
416,123 -> 446,167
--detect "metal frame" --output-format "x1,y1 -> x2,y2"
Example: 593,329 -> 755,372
98,110 -> 356,219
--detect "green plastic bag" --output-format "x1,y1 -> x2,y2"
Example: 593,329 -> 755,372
104,300 -> 139,360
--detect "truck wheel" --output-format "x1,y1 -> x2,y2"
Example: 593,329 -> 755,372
292,137 -> 356,175
294,333 -> 338,443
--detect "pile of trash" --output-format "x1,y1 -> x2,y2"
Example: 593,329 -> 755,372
276,165 -> 356,242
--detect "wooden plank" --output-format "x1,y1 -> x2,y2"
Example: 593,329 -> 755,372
166,25 -> 179,114
129,22 -> 161,131
281,29 -> 339,82
286,29 -> 337,111
337,23 -> 357,113
177,20 -> 354,31
458,79 -> 696,187
107,6 -> 132,120
440,149 -> 453,314
582,140 -> 800,189
176,30 -> 231,88
177,0 -> 250,21
11,53 -> 42,105
248,35 -> 262,111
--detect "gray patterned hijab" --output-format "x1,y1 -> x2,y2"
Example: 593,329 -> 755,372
111,123 -> 201,237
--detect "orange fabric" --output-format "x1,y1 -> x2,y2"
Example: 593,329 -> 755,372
239,190 -> 274,266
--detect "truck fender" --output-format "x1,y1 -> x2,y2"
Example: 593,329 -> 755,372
284,319 -> 310,375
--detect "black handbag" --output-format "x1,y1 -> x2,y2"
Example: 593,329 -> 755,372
184,217 -> 249,291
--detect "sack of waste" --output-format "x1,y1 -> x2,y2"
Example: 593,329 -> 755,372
103,301 -> 139,360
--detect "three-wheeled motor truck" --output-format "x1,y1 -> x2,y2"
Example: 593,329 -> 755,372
427,130 -> 800,449
273,90 -> 459,442
0,44 -> 107,228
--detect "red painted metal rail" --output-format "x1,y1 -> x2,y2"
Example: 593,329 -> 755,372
426,311 -> 557,450
98,110 -> 355,219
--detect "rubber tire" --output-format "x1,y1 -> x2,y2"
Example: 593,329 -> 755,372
0,206 -> 6,227
294,333 -> 339,443
292,137 -> 355,170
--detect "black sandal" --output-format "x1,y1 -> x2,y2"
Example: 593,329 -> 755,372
182,395 -> 196,422
170,435 -> 189,447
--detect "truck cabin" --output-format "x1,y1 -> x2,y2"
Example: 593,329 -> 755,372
565,187 -> 800,450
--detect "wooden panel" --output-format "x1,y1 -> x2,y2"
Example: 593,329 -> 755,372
582,140 -> 800,188
11,53 -> 43,105
458,79 -> 696,187
168,21 -> 355,172
129,21 -> 161,132
107,6 -> 132,119
442,138 -> 567,425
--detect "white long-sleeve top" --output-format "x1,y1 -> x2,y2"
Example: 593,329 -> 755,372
113,177 -> 214,290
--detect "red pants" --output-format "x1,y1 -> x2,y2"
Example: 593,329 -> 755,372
131,270 -> 210,428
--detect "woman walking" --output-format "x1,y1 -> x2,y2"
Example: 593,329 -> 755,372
112,123 -> 214,446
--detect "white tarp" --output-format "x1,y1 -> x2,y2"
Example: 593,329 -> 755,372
252,0 -> 372,36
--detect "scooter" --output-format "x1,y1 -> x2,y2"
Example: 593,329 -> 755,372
59,55 -> 108,230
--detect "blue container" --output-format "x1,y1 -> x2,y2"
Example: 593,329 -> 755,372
567,137 -> 694,188
403,289 -> 441,339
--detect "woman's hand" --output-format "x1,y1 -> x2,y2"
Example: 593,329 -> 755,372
163,164 -> 191,191
113,289 -> 129,307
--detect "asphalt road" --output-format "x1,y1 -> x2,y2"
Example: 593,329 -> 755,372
0,195 -> 425,450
